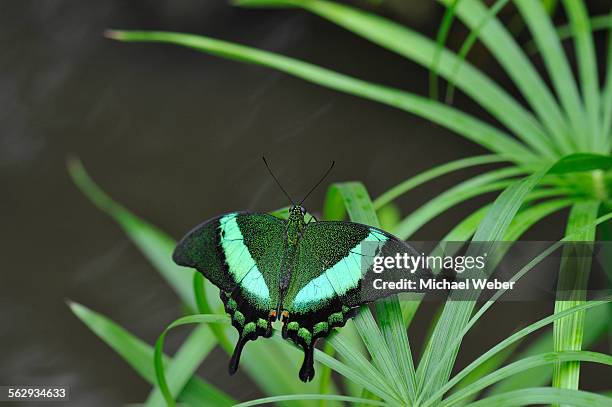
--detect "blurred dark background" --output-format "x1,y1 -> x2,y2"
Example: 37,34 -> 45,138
1,1 -> 610,405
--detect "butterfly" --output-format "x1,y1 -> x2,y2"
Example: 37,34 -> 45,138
172,159 -> 423,382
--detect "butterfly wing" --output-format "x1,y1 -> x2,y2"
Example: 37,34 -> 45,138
173,212 -> 286,374
281,220 -> 422,381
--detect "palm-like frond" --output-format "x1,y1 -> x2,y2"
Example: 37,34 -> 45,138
68,1 -> 612,405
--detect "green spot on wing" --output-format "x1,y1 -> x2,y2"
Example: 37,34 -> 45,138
256,318 -> 268,330
243,322 -> 256,336
314,322 -> 329,335
233,311 -> 245,326
328,312 -> 343,325
298,328 -> 312,345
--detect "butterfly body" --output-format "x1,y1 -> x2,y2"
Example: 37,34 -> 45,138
174,205 -> 421,382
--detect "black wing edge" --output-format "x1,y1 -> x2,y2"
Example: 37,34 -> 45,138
172,211 -> 248,268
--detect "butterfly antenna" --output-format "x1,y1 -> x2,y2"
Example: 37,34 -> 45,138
262,156 -> 296,206
300,161 -> 335,206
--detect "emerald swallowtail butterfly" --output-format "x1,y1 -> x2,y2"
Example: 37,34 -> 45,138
173,160 -> 420,382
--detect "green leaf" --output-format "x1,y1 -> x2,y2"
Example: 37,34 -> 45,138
443,351 -> 612,406
447,341 -> 520,405
603,15 -> 612,139
552,201 -> 600,399
439,0 -> 569,154
525,14 -> 612,52
420,299 -> 612,407
235,0 -> 557,160
393,167 -> 526,240
145,317 -> 218,407
447,203 -> 576,402
430,0 -> 459,100
376,203 -> 401,231
489,330 -> 555,395
238,332 -> 327,406
398,295 -> 422,329
373,155 -> 509,210
69,158 -> 324,405
192,273 -> 233,353
316,336 -> 398,403
356,388 -> 382,407
68,302 -> 234,406
418,211 -> 612,407
105,29 -> 538,165
416,169 -> 548,402
491,305 -> 610,394
441,205 -> 491,241
68,159 -> 238,405
504,198 -> 574,241
562,0 -> 601,149
336,182 -> 576,407
407,196 -> 569,366
329,321 -> 367,398
324,181 -> 416,404
324,182 -> 380,226
67,157 -> 197,310
443,0 -> 511,105
316,341 -> 334,406
515,0 -> 585,152
427,197 -> 570,275
463,387 -> 612,407
374,298 -> 417,401
234,394 -> 387,407
267,331 -> 397,404
397,204 -> 491,332
351,311 -> 406,403
524,14 -> 612,54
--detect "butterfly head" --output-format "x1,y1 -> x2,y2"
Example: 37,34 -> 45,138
289,205 -> 307,222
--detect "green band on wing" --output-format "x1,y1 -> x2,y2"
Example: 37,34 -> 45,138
219,214 -> 271,307
293,230 -> 388,310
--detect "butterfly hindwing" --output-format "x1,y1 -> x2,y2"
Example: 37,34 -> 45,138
173,212 -> 286,374
280,220 -> 421,381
